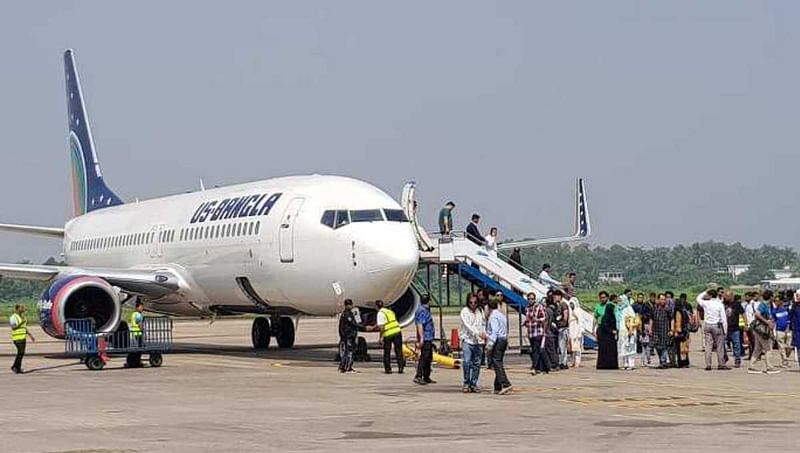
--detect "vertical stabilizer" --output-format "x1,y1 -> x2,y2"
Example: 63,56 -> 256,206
64,49 -> 123,216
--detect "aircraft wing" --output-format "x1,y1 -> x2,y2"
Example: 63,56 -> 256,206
498,178 -> 591,250
0,263 -> 181,299
0,223 -> 65,239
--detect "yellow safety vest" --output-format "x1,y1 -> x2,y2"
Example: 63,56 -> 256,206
380,308 -> 401,339
10,313 -> 27,342
130,312 -> 142,337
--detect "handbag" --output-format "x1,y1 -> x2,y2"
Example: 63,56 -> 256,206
749,319 -> 772,340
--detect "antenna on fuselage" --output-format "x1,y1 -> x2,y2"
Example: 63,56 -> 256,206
199,178 -> 206,191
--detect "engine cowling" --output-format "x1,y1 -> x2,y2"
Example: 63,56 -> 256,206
38,275 -> 122,339
358,286 -> 421,329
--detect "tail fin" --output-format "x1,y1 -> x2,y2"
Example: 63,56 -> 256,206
64,49 -> 123,217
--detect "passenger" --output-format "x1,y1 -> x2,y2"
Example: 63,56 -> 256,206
509,247 -> 524,272
554,290 -> 570,370
771,296 -> 791,368
593,291 -> 609,325
485,227 -> 499,258
696,289 -> 729,370
563,272 -> 577,299
413,295 -> 436,385
544,293 -> 560,371
652,294 -> 673,369
375,300 -> 405,374
749,290 -> 780,374
459,293 -> 487,393
666,291 -> 678,367
673,294 -> 693,369
524,292 -> 549,375
633,292 -> 653,367
724,292 -> 746,368
789,291 -> 800,369
466,214 -> 486,246
596,292 -> 618,370
9,304 -> 35,374
438,201 -> 455,235
538,264 -> 562,289
338,299 -> 367,374
486,299 -> 512,395
743,292 -> 757,359
617,293 -> 638,370
567,298 -> 584,368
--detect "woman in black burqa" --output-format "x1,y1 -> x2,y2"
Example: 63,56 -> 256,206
596,293 -> 619,370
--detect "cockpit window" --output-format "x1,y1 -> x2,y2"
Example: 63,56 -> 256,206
334,210 -> 350,229
320,210 -> 335,228
350,209 -> 384,223
384,209 -> 409,222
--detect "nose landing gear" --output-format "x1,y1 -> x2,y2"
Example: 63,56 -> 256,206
251,316 -> 295,350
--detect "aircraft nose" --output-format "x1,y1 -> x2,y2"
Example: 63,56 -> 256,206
358,225 -> 419,295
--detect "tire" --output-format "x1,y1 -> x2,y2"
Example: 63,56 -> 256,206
149,352 -> 163,368
252,317 -> 271,350
276,317 -> 295,349
86,355 -> 105,371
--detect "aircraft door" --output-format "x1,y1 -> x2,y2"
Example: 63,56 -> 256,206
278,197 -> 305,263
148,224 -> 166,258
401,182 -> 435,252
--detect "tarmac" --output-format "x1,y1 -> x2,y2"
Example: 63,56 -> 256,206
1,315 -> 798,453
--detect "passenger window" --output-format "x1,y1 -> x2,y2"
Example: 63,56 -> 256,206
350,209 -> 384,223
249,222 -> 254,235
255,221 -> 261,235
334,210 -> 349,229
320,210 -> 335,228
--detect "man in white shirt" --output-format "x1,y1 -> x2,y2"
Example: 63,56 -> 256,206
742,292 -> 757,360
459,294 -> 487,393
539,264 -> 561,289
696,289 -> 730,371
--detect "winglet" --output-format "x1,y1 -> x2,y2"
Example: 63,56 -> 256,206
497,178 -> 592,250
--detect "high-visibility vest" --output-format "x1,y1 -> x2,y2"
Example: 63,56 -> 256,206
10,313 -> 27,342
380,308 -> 401,339
130,312 -> 142,337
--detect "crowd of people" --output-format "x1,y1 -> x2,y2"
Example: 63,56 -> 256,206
592,288 -> 800,374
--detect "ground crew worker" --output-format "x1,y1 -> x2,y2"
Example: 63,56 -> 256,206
413,295 -> 436,385
10,304 -> 35,374
126,301 -> 145,368
375,300 -> 404,374
338,299 -> 367,373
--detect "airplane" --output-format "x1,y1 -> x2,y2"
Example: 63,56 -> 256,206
0,50 -> 421,349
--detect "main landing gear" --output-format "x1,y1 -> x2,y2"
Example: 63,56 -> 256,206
251,316 -> 296,350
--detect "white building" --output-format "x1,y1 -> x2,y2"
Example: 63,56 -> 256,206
598,270 -> 624,284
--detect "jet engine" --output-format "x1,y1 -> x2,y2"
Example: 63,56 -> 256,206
358,286 -> 421,328
38,275 -> 122,339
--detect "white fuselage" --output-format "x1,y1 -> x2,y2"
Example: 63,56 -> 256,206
62,175 -> 419,317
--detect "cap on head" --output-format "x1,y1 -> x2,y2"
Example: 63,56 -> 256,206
344,299 -> 353,307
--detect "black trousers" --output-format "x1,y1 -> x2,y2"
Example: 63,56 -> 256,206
529,336 -> 550,372
490,338 -> 511,391
383,334 -> 405,372
13,340 -> 26,371
415,340 -> 433,381
127,335 -> 144,366
339,337 -> 355,372
545,335 -> 558,367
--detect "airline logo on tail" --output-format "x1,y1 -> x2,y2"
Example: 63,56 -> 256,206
64,49 -> 123,217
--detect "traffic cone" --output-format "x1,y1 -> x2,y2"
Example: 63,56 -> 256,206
450,328 -> 460,352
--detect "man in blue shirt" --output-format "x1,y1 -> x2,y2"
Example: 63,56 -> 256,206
486,299 -> 512,395
771,296 -> 791,367
438,202 -> 455,235
413,295 -> 437,385
749,290 -> 780,374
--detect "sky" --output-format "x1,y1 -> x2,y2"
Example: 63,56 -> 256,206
0,2 -> 798,262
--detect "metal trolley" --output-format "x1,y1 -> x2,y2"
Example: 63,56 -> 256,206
65,316 -> 174,371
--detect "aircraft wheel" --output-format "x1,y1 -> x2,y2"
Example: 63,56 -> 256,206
276,317 -> 295,349
252,317 -> 271,350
